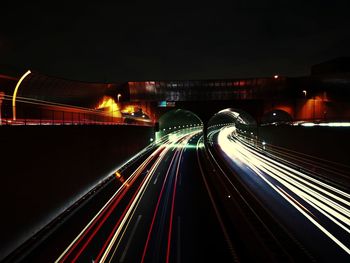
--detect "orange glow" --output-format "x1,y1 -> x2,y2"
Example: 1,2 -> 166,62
299,98 -> 325,120
274,105 -> 294,116
115,171 -> 125,183
96,96 -> 121,117
121,105 -> 136,114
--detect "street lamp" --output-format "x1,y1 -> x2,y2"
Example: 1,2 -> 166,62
302,90 -> 307,97
117,94 -> 122,103
13,70 -> 31,120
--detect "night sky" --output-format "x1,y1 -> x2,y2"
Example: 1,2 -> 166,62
0,1 -> 349,81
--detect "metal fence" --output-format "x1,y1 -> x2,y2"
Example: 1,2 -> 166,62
0,95 -> 153,127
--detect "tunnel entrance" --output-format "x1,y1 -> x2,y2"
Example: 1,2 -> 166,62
207,108 -> 257,140
261,109 -> 293,125
156,109 -> 203,140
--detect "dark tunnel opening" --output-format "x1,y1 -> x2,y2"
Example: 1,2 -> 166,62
207,108 -> 257,142
261,109 -> 293,125
156,109 -> 203,141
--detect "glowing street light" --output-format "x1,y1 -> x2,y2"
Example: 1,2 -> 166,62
13,70 -> 31,120
274,75 -> 279,79
302,90 -> 307,97
117,93 -> 122,103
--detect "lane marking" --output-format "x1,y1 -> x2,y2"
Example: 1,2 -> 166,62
166,138 -> 187,263
56,130 -> 201,263
98,147 -> 169,262
107,153 -> 167,262
55,151 -> 158,263
153,172 -> 161,185
70,154 -> 158,262
141,146 -> 181,263
196,136 -> 240,263
119,215 -> 142,262
103,132 -> 200,262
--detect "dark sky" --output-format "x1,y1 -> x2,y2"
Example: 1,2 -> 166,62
0,1 -> 349,82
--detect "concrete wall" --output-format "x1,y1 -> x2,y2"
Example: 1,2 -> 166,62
258,126 -> 350,172
0,125 -> 154,259
263,94 -> 350,121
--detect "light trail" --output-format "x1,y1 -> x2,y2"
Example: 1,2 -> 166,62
105,156 -> 164,263
140,146 -> 180,263
140,133 -> 195,263
2,94 -> 152,126
166,134 -> 190,263
217,126 -> 350,255
233,140 -> 350,216
96,152 -> 164,263
55,129 -> 200,262
98,136 -> 179,262
97,139 -> 176,263
103,131 -> 199,262
196,135 -> 240,262
70,151 -> 159,262
300,122 -> 350,127
55,148 -> 160,262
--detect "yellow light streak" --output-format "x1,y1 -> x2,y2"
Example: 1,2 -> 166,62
12,70 -> 31,120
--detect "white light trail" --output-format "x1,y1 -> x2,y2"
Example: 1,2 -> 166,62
301,122 -> 350,127
54,148 -> 163,263
217,126 -> 350,255
100,130 -> 199,262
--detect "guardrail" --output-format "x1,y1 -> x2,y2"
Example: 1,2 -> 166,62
0,94 -> 153,127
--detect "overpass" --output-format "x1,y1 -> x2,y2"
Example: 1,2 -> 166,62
126,74 -> 350,124
1,68 -> 350,129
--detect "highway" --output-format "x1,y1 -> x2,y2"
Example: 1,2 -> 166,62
6,128 -> 234,262
207,125 -> 350,262
4,126 -> 350,262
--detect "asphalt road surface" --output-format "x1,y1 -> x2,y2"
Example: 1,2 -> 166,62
4,126 -> 350,262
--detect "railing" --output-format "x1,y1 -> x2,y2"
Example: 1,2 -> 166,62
0,94 -> 153,127
0,117 -> 125,126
